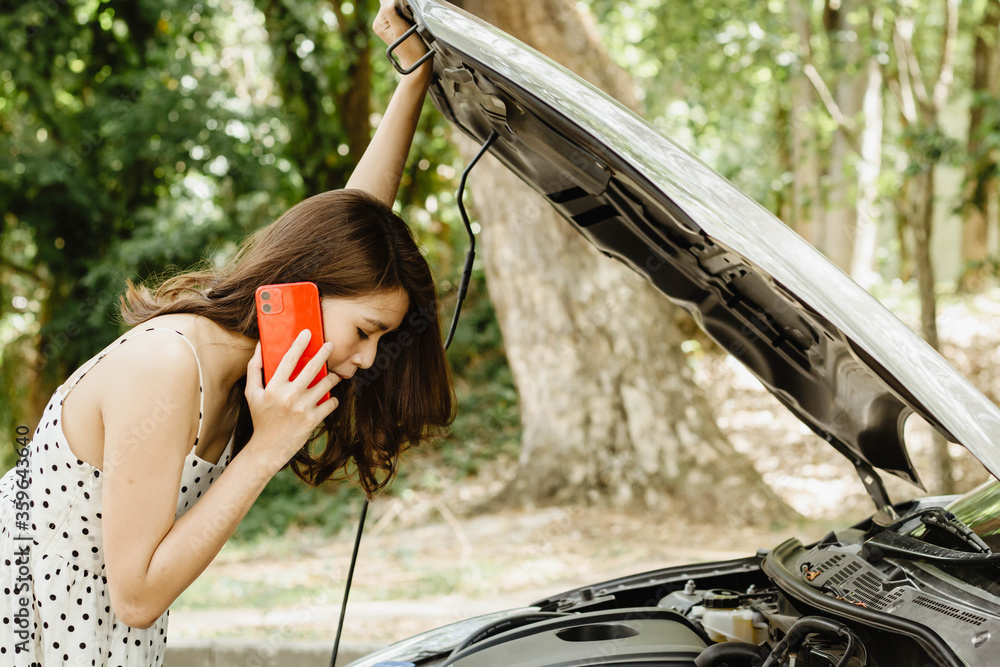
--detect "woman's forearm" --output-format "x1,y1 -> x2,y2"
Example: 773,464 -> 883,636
345,64 -> 432,206
109,333 -> 338,627
109,443 -> 279,628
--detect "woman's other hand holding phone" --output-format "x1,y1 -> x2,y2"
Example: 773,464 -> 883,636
244,329 -> 340,472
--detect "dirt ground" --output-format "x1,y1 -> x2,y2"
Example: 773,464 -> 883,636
169,505 -> 829,646
168,287 -> 1000,648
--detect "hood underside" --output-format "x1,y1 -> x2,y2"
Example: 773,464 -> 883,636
401,0 -> 1000,496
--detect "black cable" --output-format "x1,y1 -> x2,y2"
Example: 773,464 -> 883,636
760,616 -> 859,667
693,641 -> 766,667
329,499 -> 369,667
444,130 -> 499,350
328,130 -> 499,666
834,631 -> 856,667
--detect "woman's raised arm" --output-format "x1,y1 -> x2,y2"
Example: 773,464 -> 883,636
345,0 -> 432,206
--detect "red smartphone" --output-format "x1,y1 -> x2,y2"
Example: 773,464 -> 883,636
254,282 -> 329,402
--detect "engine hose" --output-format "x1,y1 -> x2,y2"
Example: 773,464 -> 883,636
760,616 -> 858,667
694,641 -> 767,667
834,631 -> 856,667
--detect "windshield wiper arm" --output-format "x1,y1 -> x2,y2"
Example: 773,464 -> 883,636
866,530 -> 1000,567
875,507 -> 991,554
919,508 -> 992,554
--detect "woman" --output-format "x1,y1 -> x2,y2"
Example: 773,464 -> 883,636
0,3 -> 452,665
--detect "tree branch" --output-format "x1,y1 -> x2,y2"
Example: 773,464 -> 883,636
871,9 -> 911,130
794,2 -> 861,151
891,20 -> 920,124
899,18 -> 932,115
802,63 -> 861,153
330,0 -> 346,35
933,0 -> 959,112
884,77 -> 912,129
802,63 -> 846,127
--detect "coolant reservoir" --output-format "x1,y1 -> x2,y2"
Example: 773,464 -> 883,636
698,590 -> 768,645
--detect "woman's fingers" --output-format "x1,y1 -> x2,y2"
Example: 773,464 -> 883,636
373,0 -> 428,70
246,342 -> 264,393
245,333 -> 341,458
272,329 -> 313,383
310,378 -> 340,414
290,341 -> 336,390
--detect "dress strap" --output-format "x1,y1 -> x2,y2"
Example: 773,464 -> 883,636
63,327 -> 206,449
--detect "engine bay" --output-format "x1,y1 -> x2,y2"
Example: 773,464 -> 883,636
376,516 -> 1000,667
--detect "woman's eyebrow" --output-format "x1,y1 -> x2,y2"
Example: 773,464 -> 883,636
363,316 -> 390,332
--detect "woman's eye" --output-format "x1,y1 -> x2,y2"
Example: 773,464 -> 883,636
357,328 -> 370,341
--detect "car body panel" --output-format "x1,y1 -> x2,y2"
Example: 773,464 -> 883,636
342,4 -> 1000,666
402,0 -> 1000,493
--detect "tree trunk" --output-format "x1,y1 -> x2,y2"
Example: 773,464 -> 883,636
823,132 -> 859,271
911,169 -> 939,350
895,200 -> 913,283
851,58 -> 883,288
789,0 -> 822,244
333,0 -> 374,163
959,0 -> 1000,292
449,0 -> 795,523
910,165 -> 955,494
878,0 -> 959,492
28,284 -> 58,431
775,95 -> 793,225
819,0 -> 866,272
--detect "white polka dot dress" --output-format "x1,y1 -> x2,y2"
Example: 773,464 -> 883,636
0,328 -> 233,666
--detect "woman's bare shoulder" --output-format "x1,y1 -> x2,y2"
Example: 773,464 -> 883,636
95,324 -> 203,396
65,312 -> 248,419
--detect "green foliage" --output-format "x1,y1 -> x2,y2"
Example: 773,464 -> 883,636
583,0 -> 811,211
436,275 -> 521,480
257,0 -> 372,191
0,0 -> 295,433
234,466 -> 361,541
967,89 -> 1000,169
962,255 -> 1000,279
901,124 -> 960,175
0,0 -> 518,534
7,0 -> 989,533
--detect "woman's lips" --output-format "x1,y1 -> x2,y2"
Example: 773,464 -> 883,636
325,364 -> 353,381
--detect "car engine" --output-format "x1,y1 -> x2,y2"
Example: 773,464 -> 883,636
351,495 -> 1000,667
381,525 -> 1000,667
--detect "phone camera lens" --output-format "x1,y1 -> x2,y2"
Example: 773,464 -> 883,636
262,303 -> 272,313
261,291 -> 271,300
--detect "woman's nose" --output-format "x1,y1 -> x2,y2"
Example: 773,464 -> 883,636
353,340 -> 379,370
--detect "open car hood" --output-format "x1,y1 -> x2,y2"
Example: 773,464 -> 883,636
401,0 -> 1000,501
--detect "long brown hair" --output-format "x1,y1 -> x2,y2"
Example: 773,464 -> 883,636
120,189 -> 455,495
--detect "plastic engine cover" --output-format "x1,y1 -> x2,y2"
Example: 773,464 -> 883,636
448,608 -> 708,666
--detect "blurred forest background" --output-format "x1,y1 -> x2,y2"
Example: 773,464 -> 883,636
2,0 -> 1000,540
